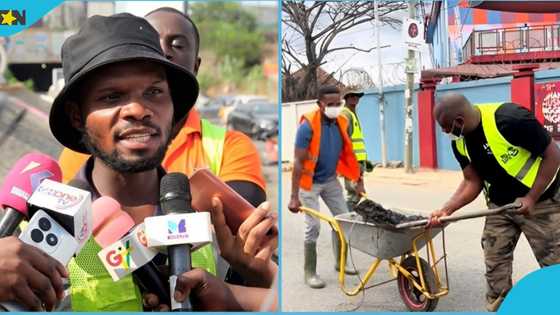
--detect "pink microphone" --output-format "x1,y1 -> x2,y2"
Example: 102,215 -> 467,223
0,152 -> 62,237
91,196 -> 134,247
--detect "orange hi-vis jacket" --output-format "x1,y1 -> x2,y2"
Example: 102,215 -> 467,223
299,109 -> 360,191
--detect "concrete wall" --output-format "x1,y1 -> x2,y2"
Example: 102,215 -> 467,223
357,85 -> 420,167
280,69 -> 560,169
281,99 -> 316,162
535,68 -> 560,84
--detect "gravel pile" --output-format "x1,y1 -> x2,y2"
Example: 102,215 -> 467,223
354,199 -> 426,226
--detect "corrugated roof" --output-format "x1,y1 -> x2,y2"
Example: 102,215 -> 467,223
422,62 -> 560,80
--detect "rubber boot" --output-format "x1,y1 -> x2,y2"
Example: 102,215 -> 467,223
304,242 -> 326,289
332,230 -> 358,275
486,293 -> 505,312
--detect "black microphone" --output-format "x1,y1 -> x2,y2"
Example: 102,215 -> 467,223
160,173 -> 193,311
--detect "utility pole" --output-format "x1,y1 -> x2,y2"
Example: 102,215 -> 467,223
404,0 -> 417,173
375,0 -> 388,168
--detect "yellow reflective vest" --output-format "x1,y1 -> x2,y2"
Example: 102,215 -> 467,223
68,119 -> 224,311
453,103 -> 541,191
341,107 -> 368,162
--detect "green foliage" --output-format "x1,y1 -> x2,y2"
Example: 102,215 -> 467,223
4,69 -> 34,90
219,55 -> 245,84
198,55 -> 264,93
243,65 -> 265,94
196,71 -> 219,93
191,2 -> 264,68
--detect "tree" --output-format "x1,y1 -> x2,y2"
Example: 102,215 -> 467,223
282,0 -> 407,102
191,2 -> 264,67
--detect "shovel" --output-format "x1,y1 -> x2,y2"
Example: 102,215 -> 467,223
394,202 -> 523,229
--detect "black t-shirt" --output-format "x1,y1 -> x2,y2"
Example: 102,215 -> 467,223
452,102 -> 560,206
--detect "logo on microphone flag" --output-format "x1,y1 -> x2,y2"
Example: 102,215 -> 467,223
168,218 -> 186,233
98,223 -> 158,281
144,212 -> 213,248
167,218 -> 188,240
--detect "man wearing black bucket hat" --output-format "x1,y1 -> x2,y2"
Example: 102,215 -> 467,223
0,13 -> 275,311
55,7 -> 277,291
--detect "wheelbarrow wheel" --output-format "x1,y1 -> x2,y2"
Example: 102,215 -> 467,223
397,256 -> 439,312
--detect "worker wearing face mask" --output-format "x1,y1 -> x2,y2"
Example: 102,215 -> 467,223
428,93 -> 560,312
288,85 -> 363,289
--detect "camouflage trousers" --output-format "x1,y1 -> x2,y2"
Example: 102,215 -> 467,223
483,192 -> 560,307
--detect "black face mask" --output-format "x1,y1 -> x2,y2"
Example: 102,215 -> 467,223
451,119 -> 464,136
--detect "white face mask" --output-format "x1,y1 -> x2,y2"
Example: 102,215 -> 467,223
447,119 -> 464,141
447,132 -> 462,141
324,106 -> 342,119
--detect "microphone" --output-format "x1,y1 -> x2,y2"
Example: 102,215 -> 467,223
0,153 -> 62,237
26,179 -> 92,251
20,210 -> 80,265
1,209 -> 80,312
160,173 -> 194,312
143,173 -> 212,310
93,196 -> 170,306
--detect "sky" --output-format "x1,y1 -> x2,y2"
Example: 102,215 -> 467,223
282,3 -> 432,87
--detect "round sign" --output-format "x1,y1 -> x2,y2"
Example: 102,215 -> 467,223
408,22 -> 419,38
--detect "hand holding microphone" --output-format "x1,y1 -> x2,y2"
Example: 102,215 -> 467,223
210,197 -> 278,288
0,236 -> 68,311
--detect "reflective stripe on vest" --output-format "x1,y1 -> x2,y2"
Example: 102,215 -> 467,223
299,109 -> 360,191
453,103 -> 541,188
342,107 -> 367,161
201,118 -> 226,176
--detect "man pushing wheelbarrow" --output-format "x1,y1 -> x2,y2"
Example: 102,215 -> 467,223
288,85 -> 365,289
428,94 -> 560,311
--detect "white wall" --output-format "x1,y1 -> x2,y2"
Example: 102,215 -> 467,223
281,100 -> 317,163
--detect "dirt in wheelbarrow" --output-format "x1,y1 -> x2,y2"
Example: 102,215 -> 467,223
354,199 -> 426,226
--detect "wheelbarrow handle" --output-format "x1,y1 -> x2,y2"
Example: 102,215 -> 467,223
395,202 -> 522,229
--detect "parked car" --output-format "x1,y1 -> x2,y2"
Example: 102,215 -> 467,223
197,95 -> 233,122
226,102 -> 278,140
219,95 -> 269,123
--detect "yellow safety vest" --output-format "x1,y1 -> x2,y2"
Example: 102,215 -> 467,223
341,107 -> 368,161
454,103 -> 541,191
68,118 -> 226,311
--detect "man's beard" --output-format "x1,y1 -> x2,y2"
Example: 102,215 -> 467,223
81,128 -> 172,173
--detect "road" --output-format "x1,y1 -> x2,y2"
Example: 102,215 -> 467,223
0,88 -> 62,179
280,167 -> 538,312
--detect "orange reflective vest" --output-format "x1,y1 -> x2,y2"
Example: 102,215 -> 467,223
299,109 -> 360,191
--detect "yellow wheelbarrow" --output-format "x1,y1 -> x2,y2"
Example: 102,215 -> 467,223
298,202 -> 521,312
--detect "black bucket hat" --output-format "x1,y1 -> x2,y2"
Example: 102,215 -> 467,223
49,13 -> 199,153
